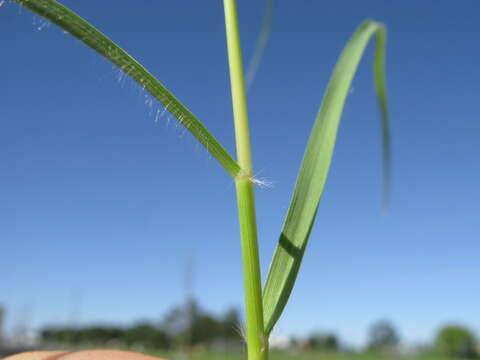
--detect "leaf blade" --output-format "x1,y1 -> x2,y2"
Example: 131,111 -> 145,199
262,20 -> 390,336
245,0 -> 275,90
13,0 -> 241,178
373,28 -> 391,209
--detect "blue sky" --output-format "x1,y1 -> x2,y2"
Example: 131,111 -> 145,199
1,0 -> 480,347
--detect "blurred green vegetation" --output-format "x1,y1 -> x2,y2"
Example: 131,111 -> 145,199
40,299 -> 240,351
146,350 -> 452,360
434,325 -> 478,359
38,299 -> 479,360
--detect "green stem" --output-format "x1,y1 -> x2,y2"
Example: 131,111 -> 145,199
235,180 -> 267,360
223,1 -> 268,360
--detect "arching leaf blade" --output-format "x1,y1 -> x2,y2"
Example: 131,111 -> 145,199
13,0 -> 241,178
262,20 -> 390,336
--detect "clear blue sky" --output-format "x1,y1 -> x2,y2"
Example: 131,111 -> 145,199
1,0 -> 479,347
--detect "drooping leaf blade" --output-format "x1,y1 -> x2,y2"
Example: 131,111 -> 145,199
245,0 -> 275,90
262,20 -> 390,336
13,0 -> 241,178
373,28 -> 391,209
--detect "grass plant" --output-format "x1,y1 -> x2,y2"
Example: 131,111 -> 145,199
10,1 -> 390,360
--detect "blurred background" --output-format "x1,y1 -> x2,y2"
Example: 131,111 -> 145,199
1,0 -> 479,359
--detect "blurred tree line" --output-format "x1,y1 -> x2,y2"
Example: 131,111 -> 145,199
365,319 -> 479,359
39,303 -> 479,358
304,332 -> 339,351
40,299 -> 241,351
